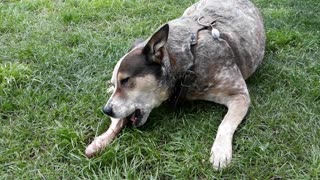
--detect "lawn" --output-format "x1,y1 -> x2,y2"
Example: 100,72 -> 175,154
0,0 -> 319,179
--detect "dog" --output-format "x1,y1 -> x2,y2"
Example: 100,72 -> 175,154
85,0 -> 265,170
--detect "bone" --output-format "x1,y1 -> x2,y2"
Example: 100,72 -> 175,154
85,118 -> 127,158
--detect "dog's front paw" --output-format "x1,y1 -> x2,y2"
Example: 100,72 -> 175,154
210,139 -> 232,170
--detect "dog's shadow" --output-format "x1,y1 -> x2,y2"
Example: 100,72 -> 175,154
133,62 -> 272,139
135,100 -> 227,134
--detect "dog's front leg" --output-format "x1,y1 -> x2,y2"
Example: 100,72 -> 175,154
85,118 -> 127,158
210,93 -> 250,169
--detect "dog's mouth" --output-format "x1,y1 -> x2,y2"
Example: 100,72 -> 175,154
125,109 -> 144,127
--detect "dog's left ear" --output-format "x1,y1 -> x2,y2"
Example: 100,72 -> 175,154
143,24 -> 169,64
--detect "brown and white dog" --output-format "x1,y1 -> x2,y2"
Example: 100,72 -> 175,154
86,0 -> 265,169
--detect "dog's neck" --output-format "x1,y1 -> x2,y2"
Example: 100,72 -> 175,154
160,18 -> 213,106
162,43 -> 197,107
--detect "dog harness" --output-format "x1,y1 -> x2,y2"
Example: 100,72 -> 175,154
170,16 -> 220,108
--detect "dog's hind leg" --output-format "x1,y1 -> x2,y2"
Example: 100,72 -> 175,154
85,118 -> 127,158
209,93 -> 250,169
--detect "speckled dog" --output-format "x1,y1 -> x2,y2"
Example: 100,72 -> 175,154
86,0 -> 265,169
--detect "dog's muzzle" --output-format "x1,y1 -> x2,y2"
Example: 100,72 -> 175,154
103,105 -> 150,127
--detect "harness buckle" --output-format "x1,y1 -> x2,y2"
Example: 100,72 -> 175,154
181,69 -> 196,88
190,33 -> 197,45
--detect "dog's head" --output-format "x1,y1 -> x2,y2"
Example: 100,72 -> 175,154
103,24 -> 170,127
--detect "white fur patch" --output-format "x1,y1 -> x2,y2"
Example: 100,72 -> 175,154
210,132 -> 233,170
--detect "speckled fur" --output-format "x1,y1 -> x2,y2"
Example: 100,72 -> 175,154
166,0 -> 265,99
162,0 -> 265,169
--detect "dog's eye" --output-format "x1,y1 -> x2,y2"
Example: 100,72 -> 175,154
120,77 -> 130,86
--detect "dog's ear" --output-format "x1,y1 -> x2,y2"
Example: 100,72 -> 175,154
143,24 -> 169,64
128,38 -> 144,51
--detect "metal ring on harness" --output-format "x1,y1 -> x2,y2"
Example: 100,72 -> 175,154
197,16 -> 216,27
197,16 -> 220,39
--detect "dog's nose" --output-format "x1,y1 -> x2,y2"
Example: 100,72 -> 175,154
103,106 -> 113,116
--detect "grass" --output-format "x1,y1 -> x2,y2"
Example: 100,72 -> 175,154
0,0 -> 319,179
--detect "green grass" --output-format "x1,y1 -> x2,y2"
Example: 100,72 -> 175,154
0,0 -> 319,179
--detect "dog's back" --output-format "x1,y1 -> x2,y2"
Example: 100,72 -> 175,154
168,0 -> 265,79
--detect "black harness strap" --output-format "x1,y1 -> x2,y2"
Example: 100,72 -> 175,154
171,29 -> 204,108
169,17 -> 218,108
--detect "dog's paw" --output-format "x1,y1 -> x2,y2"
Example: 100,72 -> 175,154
210,139 -> 232,170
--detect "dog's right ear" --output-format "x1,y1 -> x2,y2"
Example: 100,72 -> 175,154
143,24 -> 169,64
